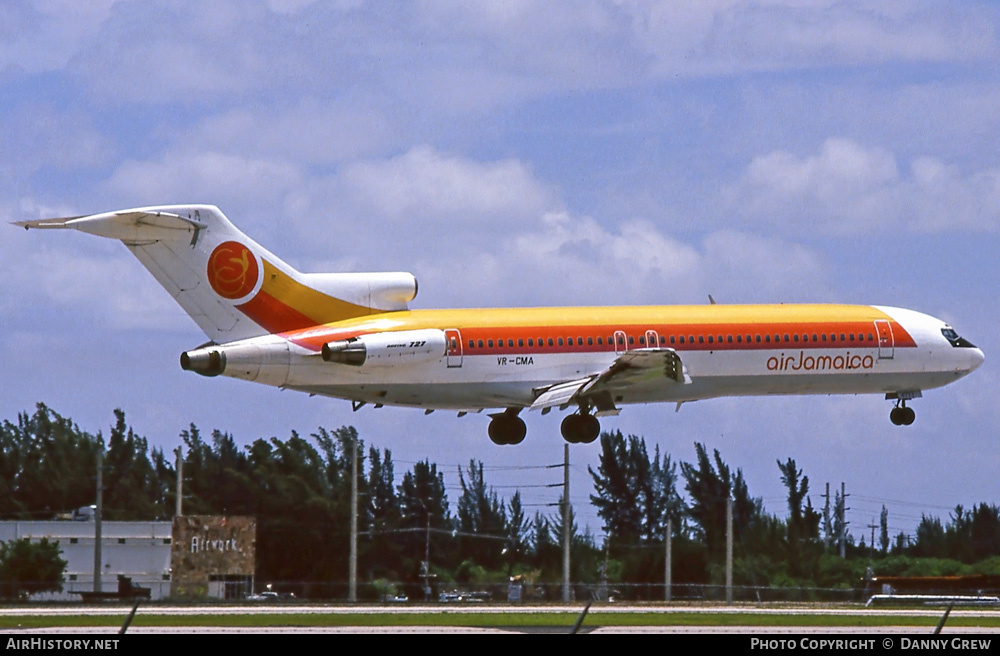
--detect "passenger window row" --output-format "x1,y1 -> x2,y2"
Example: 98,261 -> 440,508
465,330 -> 878,350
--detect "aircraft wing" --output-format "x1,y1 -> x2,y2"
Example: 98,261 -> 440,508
530,348 -> 687,413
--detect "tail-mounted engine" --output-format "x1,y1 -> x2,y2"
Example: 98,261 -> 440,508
322,329 -> 447,369
180,335 -> 290,386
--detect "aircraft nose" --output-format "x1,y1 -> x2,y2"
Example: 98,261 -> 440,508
969,346 -> 985,372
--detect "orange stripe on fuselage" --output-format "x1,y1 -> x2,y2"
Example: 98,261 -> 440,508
278,304 -> 917,354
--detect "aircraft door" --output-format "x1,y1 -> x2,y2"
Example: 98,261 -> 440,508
645,330 -> 659,348
875,320 -> 894,359
614,330 -> 627,355
445,328 -> 463,367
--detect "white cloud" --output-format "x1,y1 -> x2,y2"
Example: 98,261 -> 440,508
409,211 -> 829,309
103,150 -> 303,211
730,138 -> 1000,235
339,146 -> 559,228
270,147 -> 564,276
69,1 -> 276,103
0,104 -> 112,176
509,212 -> 701,299
5,1 -> 997,120
905,157 -> 1000,232
1,225 -> 190,333
701,230 -> 830,301
0,1 -> 117,73
264,0 -> 323,14
189,99 -> 397,166
623,0 -> 998,77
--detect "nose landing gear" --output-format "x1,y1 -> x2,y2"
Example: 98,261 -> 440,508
889,400 -> 916,426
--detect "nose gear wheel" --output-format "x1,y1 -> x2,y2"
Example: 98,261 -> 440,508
889,400 -> 915,426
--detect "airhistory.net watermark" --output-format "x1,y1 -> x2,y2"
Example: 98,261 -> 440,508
5,639 -> 119,651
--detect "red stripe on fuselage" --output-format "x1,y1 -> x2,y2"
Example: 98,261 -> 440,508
237,291 -> 319,334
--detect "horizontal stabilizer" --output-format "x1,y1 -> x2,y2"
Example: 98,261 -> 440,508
15,209 -> 205,243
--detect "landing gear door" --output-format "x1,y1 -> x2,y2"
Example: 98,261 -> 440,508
875,320 -> 894,359
445,328 -> 463,368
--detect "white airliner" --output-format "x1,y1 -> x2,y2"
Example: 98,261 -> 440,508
17,205 -> 984,445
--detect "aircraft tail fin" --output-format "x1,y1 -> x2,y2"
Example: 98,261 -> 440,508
16,205 -> 417,343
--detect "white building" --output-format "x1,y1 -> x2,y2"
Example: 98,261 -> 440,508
0,520 -> 172,600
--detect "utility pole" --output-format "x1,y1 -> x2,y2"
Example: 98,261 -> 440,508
839,482 -> 849,558
823,482 -> 831,551
725,496 -> 733,604
562,444 -> 571,602
868,519 -> 877,563
418,499 -> 432,601
664,517 -> 672,602
93,443 -> 103,594
175,447 -> 184,518
349,435 -> 358,603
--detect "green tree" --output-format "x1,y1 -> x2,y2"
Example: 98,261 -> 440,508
398,460 -> 453,587
529,511 -> 559,576
648,445 -> 685,542
0,538 -> 67,598
830,488 -> 850,554
549,496 -> 602,585
5,404 -> 100,518
365,446 -> 403,580
504,491 -> 531,574
912,514 -> 946,558
104,409 -> 163,520
777,457 -> 821,574
589,431 -> 643,542
256,431 -> 340,582
931,503 -> 1000,563
457,460 -> 507,570
681,443 -> 764,566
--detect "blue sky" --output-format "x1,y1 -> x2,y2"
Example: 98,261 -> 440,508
2,1 -> 998,546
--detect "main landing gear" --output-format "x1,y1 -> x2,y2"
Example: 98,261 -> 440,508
487,407 -> 602,445
488,410 -> 526,445
889,400 -> 916,426
560,411 -> 601,444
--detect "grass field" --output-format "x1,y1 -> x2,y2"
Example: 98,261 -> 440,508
3,605 -> 1000,630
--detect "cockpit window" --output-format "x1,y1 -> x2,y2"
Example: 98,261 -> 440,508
942,327 -> 977,348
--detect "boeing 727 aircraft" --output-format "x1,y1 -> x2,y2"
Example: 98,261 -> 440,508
16,205 -> 984,445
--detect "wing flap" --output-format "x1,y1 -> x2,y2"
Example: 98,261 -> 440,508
530,348 -> 687,412
530,377 -> 596,410
594,348 -> 686,389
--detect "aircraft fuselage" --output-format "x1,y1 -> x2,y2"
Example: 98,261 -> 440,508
183,303 -> 983,413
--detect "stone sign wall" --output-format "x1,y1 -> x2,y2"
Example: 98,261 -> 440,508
170,515 -> 256,598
